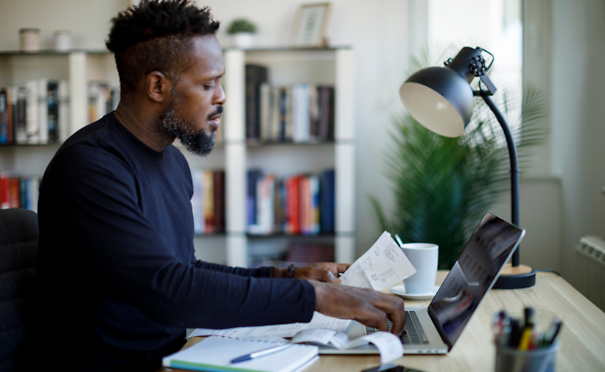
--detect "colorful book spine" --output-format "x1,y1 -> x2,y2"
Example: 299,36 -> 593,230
244,170 -> 335,236
203,170 -> 214,233
47,81 -> 59,143
0,171 -> 11,209
245,64 -> 268,141
0,172 -> 39,211
0,88 -> 7,144
213,171 -> 225,233
191,170 -> 204,234
15,87 -> 27,144
320,169 -> 335,233
25,80 -> 38,144
37,79 -> 49,144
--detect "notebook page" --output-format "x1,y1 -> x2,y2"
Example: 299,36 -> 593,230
163,336 -> 318,372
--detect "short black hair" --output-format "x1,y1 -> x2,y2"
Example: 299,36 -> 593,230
105,0 -> 220,94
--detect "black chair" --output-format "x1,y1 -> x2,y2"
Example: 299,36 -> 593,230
0,208 -> 38,372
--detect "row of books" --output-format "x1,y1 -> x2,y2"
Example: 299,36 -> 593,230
247,169 -> 335,235
191,170 -> 225,234
0,171 -> 39,211
0,79 -> 69,144
88,82 -> 120,123
246,64 -> 335,143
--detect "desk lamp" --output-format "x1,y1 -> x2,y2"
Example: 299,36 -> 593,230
399,46 -> 535,289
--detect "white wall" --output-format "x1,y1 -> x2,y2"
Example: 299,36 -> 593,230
549,0 -> 605,281
0,0 -> 124,50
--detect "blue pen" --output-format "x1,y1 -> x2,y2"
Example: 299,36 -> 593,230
231,344 -> 293,364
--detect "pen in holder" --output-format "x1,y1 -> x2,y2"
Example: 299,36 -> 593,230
495,341 -> 560,372
493,308 -> 563,372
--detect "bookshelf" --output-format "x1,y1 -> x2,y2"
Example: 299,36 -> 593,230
223,47 -> 355,266
0,46 -> 356,266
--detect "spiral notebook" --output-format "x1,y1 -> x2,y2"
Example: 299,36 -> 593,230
162,336 -> 319,372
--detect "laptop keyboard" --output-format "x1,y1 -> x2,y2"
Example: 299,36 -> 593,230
365,311 -> 429,345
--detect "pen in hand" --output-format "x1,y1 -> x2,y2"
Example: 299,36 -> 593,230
231,344 -> 293,364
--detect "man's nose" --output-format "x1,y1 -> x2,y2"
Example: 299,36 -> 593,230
213,83 -> 226,105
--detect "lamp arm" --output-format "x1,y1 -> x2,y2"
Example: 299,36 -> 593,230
477,91 -> 521,267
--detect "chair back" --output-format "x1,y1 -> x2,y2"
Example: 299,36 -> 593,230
0,208 -> 38,372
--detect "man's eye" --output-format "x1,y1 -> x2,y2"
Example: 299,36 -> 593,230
204,85 -> 214,90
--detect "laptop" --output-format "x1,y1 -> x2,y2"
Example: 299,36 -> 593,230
319,211 -> 525,355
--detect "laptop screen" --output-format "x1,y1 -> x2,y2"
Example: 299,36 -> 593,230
427,212 -> 524,348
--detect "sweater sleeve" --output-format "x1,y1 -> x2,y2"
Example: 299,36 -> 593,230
193,260 -> 275,278
51,145 -> 315,329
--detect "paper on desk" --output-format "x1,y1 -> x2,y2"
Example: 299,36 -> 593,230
188,312 -> 351,339
340,231 -> 417,290
290,328 -> 403,363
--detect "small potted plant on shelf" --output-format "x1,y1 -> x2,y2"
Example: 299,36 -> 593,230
226,18 -> 257,49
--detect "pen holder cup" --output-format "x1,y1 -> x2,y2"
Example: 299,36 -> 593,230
495,342 -> 560,372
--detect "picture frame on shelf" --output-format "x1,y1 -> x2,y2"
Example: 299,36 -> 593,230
289,3 -> 331,47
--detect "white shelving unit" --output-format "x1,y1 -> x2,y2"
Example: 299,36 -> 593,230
0,46 -> 356,266
223,47 -> 355,266
0,50 -> 117,175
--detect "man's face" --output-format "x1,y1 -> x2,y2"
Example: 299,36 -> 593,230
158,35 -> 225,155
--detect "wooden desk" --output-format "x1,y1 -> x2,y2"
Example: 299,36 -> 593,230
177,271 -> 605,372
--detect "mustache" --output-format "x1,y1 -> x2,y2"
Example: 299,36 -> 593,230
208,106 -> 223,119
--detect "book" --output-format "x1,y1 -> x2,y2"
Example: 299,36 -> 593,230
317,86 -> 335,141
0,88 -> 7,144
25,80 -> 38,144
270,86 -> 281,141
58,80 -> 69,142
203,170 -> 214,233
320,169 -> 335,233
15,87 -> 27,144
245,64 -> 268,141
286,175 -> 301,234
162,336 -> 318,372
7,87 -> 15,144
247,169 -> 262,228
47,81 -> 59,143
292,83 -> 310,143
37,79 -> 49,144
259,82 -> 272,141
191,170 -> 204,234
8,176 -> 20,208
0,171 -> 12,209
213,170 -> 225,233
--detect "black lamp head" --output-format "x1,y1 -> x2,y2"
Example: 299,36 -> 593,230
399,47 -> 494,138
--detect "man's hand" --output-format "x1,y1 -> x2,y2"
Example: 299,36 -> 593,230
310,280 -> 406,336
273,262 -> 350,283
292,262 -> 350,283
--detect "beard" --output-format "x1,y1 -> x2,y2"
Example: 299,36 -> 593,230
157,98 -> 218,156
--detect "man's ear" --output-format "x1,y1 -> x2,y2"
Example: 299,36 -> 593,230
145,71 -> 172,103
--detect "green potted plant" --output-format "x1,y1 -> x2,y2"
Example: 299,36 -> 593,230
226,18 -> 257,49
370,47 -> 547,270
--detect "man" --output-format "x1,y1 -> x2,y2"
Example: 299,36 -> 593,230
32,1 -> 405,370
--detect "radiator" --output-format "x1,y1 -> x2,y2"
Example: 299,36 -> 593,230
574,235 -> 605,311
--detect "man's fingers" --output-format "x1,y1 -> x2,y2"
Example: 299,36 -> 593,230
323,270 -> 339,283
335,263 -> 350,274
360,308 -> 390,332
311,281 -> 405,335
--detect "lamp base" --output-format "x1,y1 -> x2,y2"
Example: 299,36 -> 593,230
493,263 -> 536,289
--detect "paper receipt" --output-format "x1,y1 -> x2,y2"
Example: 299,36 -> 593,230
340,231 -> 417,290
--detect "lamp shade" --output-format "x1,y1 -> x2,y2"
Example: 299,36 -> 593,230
399,66 -> 474,138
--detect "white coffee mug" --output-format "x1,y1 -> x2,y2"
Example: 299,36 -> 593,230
400,243 -> 438,294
